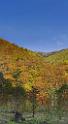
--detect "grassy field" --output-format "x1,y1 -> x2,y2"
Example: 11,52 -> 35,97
0,110 -> 68,124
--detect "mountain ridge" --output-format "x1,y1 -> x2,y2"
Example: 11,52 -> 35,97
0,38 -> 68,56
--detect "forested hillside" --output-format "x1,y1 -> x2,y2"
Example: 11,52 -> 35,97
0,38 -> 68,95
0,38 -> 68,123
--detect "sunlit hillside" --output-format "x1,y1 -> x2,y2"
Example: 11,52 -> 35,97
0,38 -> 68,124
0,38 -> 68,90
44,49 -> 68,63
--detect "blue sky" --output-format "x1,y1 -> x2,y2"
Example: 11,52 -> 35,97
0,0 -> 68,52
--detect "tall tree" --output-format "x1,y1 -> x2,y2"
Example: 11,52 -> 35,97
29,86 -> 39,118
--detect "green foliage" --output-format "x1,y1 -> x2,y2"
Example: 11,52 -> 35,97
0,72 -> 3,78
12,69 -> 22,79
3,79 -> 12,95
56,84 -> 68,94
12,85 -> 26,98
0,72 -> 12,95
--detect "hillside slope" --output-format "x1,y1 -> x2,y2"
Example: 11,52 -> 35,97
40,49 -> 68,63
0,38 -> 48,90
0,38 -> 68,93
